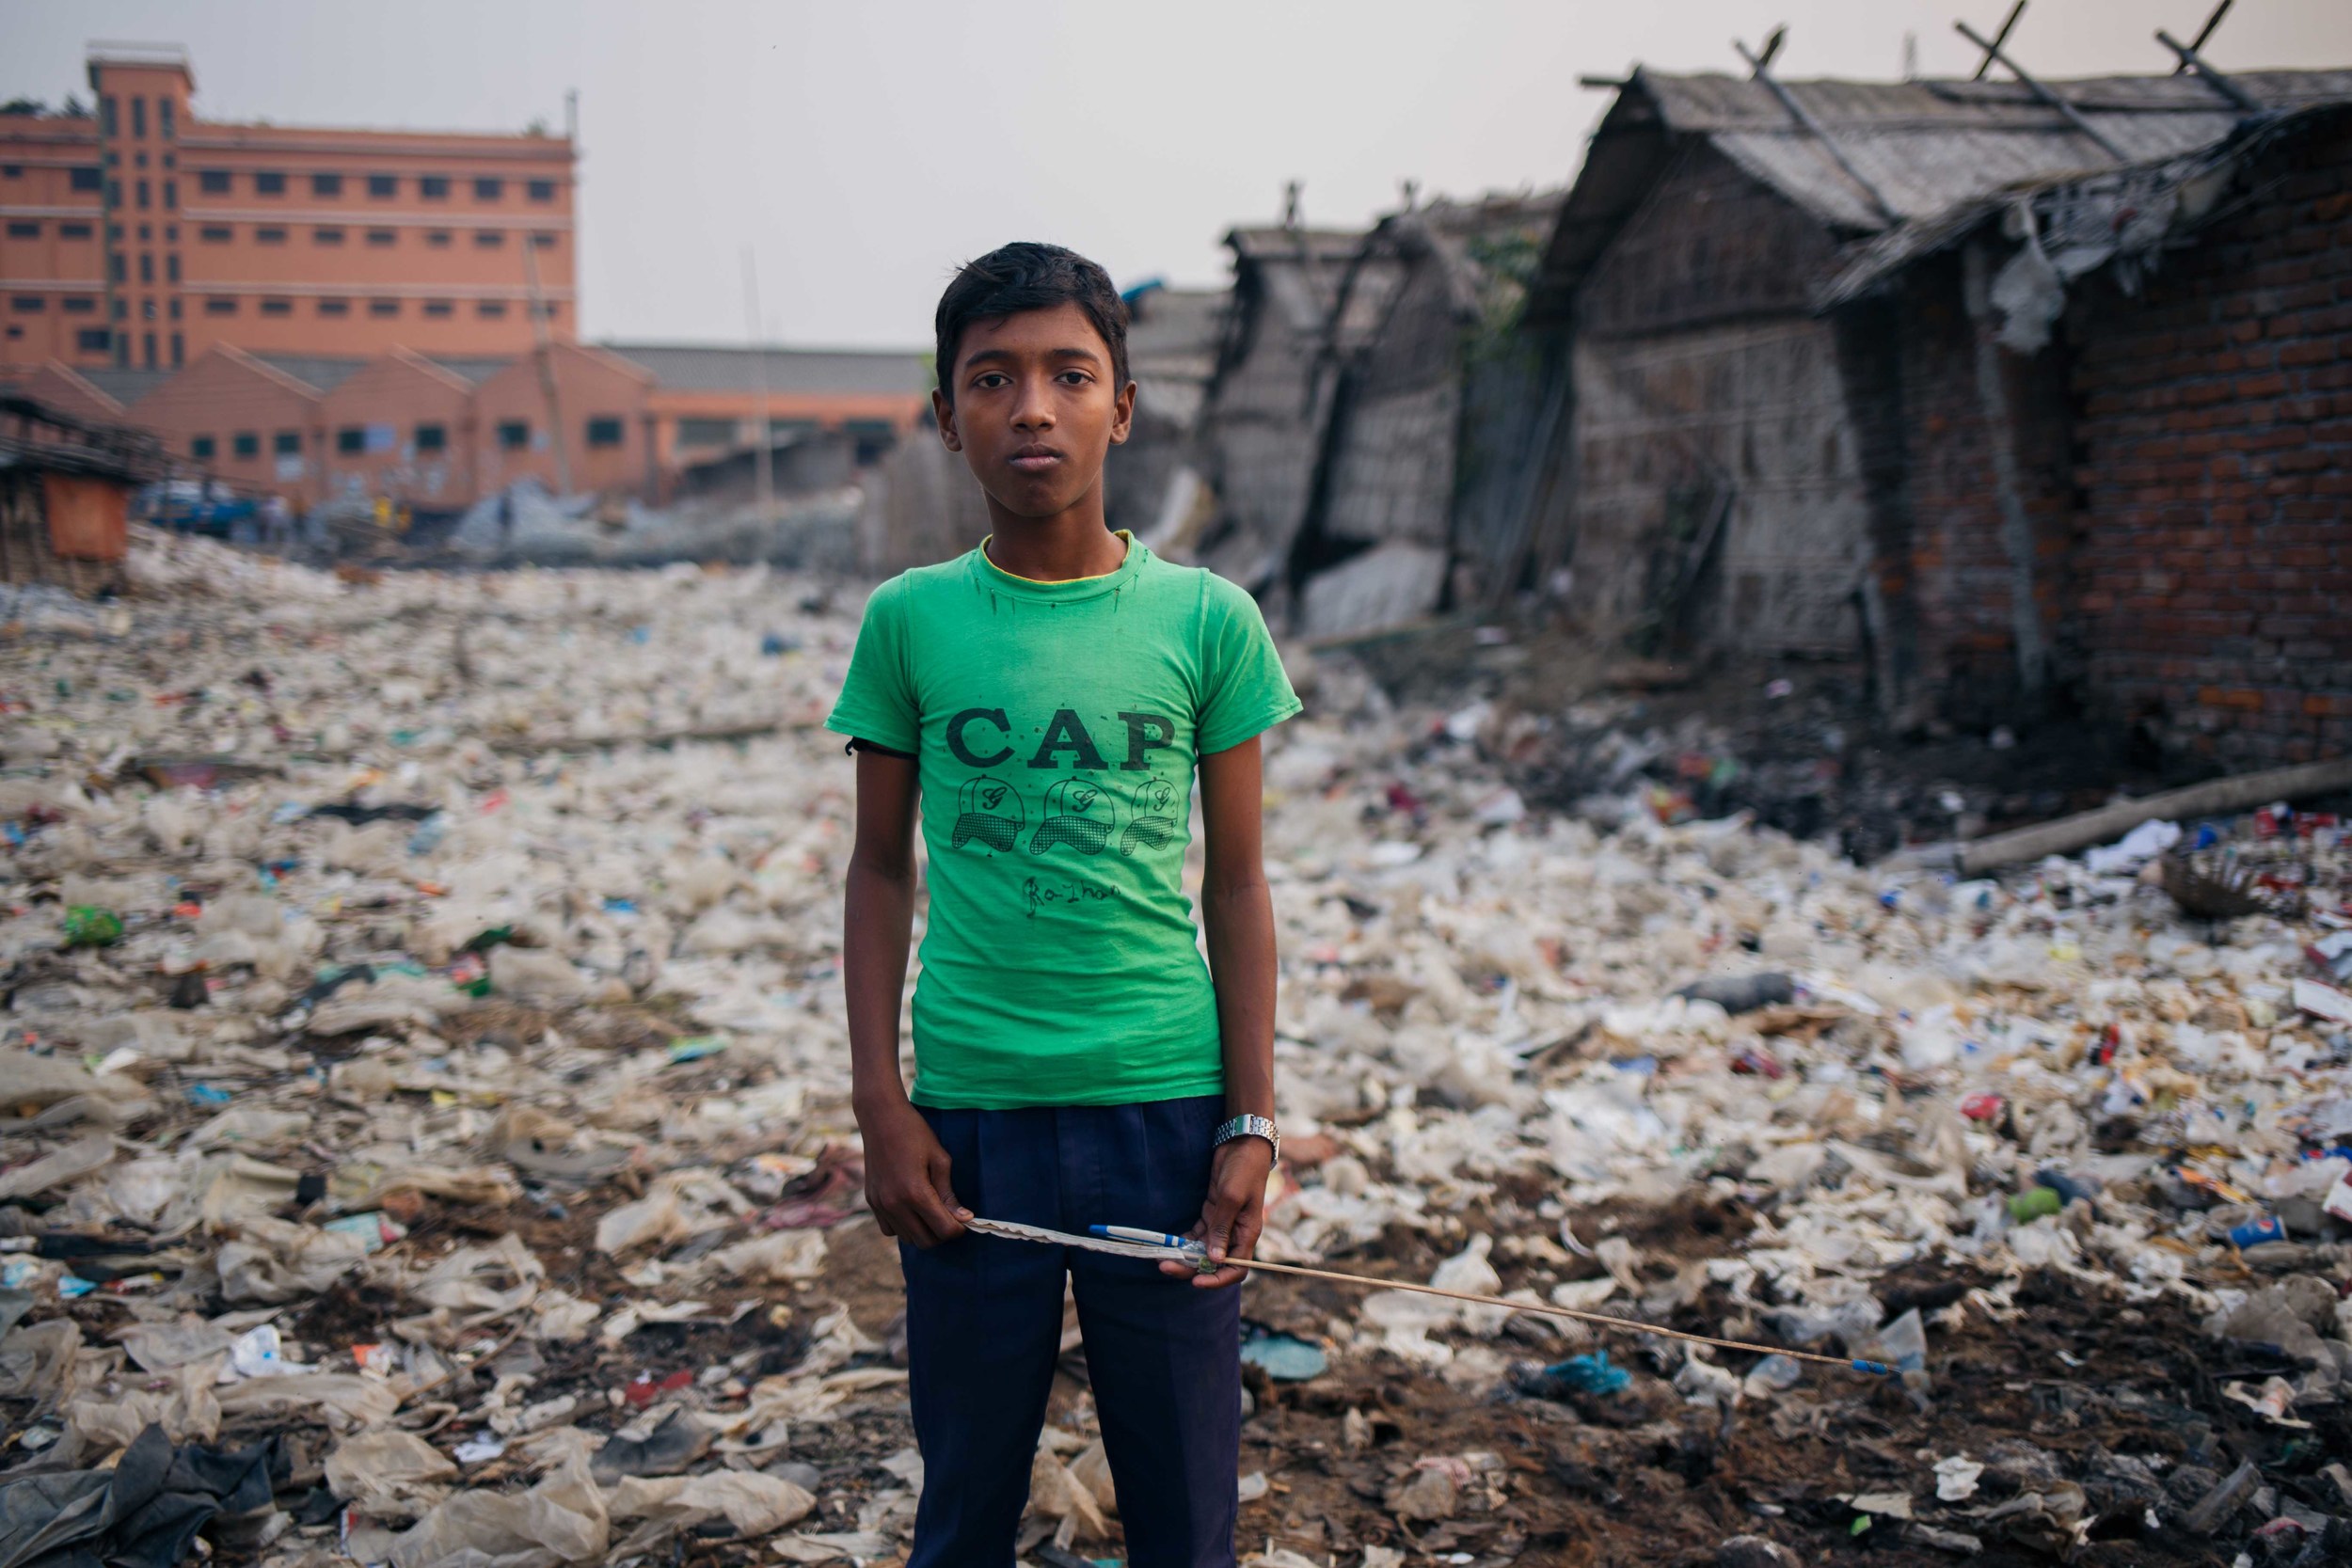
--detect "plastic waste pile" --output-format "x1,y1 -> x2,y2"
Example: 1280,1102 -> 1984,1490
0,530 -> 2347,1564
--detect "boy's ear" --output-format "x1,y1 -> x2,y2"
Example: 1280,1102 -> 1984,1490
1108,379 -> 1136,448
930,388 -> 961,452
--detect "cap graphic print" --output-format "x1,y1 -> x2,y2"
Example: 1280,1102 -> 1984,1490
950,774 -> 1025,852
1121,775 -> 1180,856
1029,776 -> 1117,855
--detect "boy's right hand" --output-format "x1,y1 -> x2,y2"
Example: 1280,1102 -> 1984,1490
857,1097 -> 970,1247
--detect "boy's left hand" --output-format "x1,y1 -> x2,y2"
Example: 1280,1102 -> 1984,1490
1161,1136 -> 1274,1290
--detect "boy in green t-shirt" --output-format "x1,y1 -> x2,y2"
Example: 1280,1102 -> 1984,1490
826,243 -> 1298,1566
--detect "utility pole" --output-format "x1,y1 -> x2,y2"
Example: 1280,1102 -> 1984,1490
742,248 -> 772,523
523,235 -> 572,494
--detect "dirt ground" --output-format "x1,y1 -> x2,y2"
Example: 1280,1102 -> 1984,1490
163,1166 -> 2331,1568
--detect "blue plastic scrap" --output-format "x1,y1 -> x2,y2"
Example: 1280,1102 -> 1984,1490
1546,1350 -> 1630,1394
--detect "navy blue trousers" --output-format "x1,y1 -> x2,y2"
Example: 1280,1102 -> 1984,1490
900,1095 -> 1241,1568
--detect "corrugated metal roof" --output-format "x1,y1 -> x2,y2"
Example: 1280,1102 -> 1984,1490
597,342 -> 931,397
1641,69 -> 2352,232
76,367 -> 175,405
250,355 -> 368,395
1529,66 -> 2352,321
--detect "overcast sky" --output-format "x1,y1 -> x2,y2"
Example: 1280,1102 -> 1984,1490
8,1 -> 2348,347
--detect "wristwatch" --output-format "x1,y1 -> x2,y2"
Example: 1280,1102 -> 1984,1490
1214,1114 -> 1279,1167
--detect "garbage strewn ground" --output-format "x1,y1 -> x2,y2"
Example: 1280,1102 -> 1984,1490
3,531 -> 2350,1568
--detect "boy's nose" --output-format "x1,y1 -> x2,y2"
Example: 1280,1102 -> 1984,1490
1010,377 -> 1057,431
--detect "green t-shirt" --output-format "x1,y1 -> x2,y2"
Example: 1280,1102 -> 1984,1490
825,532 -> 1301,1109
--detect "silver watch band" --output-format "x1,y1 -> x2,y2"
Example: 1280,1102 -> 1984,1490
1214,1113 -> 1279,1166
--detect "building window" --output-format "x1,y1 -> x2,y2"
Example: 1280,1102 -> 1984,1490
198,168 -> 230,194
421,298 -> 453,318
585,416 -> 624,449
527,179 -> 556,201
76,327 -> 109,353
498,420 -> 530,450
365,229 -> 395,246
256,226 -> 286,245
476,299 -> 508,318
474,230 -> 505,247
332,427 -> 364,454
170,332 -> 183,367
424,230 -> 451,247
132,98 -> 147,139
191,435 -> 215,460
62,296 -> 95,314
3,221 -> 35,238
59,222 -> 91,239
159,99 -> 174,140
676,418 -> 736,448
310,172 -> 342,197
102,97 -> 116,136
204,297 -> 237,315
104,180 -> 120,209
138,222 -> 151,241
313,226 -> 344,245
367,173 -> 396,198
142,299 -> 157,319
199,225 -> 231,243
135,179 -> 150,210
531,231 -> 558,248
232,432 -> 259,458
420,175 -> 450,198
317,298 -> 349,317
71,166 -> 102,192
473,177 -> 502,199
143,332 -> 156,368
260,297 -> 293,316
9,296 -> 45,313
112,298 -> 126,318
167,254 -> 179,283
0,166 -> 15,179
416,423 -> 447,452
108,253 -> 125,282
168,297 -> 181,319
255,171 -> 286,195
163,179 -> 176,209
139,253 -> 153,283
274,431 -> 300,455
368,298 -> 399,317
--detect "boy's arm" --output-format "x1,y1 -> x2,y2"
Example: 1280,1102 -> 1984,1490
1167,734 -> 1279,1290
845,750 -> 968,1247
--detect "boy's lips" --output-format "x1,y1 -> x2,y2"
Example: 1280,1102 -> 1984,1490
1008,445 -> 1063,472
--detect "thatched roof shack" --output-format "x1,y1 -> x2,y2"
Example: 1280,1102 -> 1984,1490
1,391 -> 166,595
1192,226 -> 1363,596
1288,193 -> 1559,640
1509,65 -> 2352,667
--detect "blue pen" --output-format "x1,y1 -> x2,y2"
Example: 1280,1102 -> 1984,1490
1090,1224 -> 1213,1267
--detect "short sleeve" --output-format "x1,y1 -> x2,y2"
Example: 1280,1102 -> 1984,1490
824,578 -> 921,753
1196,575 -> 1303,755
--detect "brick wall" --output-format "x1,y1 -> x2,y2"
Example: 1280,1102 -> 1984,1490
2066,109 -> 2352,767
1844,250 -> 2078,730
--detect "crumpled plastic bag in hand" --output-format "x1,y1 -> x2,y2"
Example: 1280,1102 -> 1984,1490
387,1450 -> 608,1568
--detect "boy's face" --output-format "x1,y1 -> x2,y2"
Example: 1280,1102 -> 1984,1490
934,302 -> 1135,522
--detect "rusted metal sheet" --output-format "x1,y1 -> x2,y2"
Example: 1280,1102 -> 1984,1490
41,471 -> 131,562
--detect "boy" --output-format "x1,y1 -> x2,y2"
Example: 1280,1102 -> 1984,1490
827,243 -> 1298,1566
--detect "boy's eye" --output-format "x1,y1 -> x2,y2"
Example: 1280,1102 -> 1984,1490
1057,371 -> 1091,385
972,372 -> 1010,389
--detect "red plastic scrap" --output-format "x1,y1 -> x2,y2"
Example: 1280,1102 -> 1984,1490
1961,1092 -> 2006,1122
623,1368 -> 694,1406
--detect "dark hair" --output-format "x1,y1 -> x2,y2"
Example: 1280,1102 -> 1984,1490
933,242 -> 1129,404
